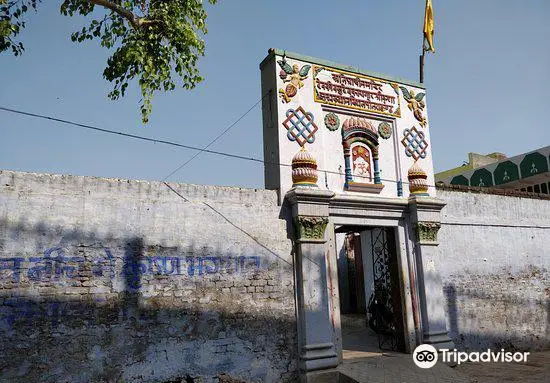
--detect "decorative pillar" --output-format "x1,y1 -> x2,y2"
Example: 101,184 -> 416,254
409,196 -> 455,350
342,144 -> 352,188
372,146 -> 381,184
286,187 -> 338,382
397,179 -> 403,197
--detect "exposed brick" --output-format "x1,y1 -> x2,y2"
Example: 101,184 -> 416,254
0,169 -> 297,383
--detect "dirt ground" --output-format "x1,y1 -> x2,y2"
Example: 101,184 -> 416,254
453,350 -> 550,383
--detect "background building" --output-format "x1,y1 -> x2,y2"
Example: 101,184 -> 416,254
436,146 -> 550,194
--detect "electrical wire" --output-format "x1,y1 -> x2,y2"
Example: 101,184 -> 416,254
8,106 -> 545,268
0,105 -> 444,188
0,105 -> 265,163
162,91 -> 271,181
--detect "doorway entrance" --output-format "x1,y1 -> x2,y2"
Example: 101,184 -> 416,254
335,225 -> 406,357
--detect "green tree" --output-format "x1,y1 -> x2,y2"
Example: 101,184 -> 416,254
0,0 -> 217,123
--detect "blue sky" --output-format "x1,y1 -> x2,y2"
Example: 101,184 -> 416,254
1,0 -> 549,188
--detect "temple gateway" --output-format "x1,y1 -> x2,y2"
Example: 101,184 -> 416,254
1,48 -> 548,383
261,48 -> 454,380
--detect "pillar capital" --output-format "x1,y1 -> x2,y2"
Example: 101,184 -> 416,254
414,221 -> 441,245
294,216 -> 329,243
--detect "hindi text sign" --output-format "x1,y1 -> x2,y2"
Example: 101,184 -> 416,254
313,66 -> 401,117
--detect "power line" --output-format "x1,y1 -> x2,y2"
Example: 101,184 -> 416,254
0,105 -> 433,188
162,91 -> 270,181
0,105 -> 265,163
1,104 -> 293,265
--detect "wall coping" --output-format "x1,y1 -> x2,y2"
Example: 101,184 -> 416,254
436,182 -> 550,200
260,48 -> 425,89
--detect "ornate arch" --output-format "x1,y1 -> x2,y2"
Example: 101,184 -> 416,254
341,117 -> 383,192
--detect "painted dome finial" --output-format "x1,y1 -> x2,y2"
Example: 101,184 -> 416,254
291,147 -> 318,187
408,161 -> 429,196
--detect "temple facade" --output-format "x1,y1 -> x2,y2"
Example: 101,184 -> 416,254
261,49 -> 454,381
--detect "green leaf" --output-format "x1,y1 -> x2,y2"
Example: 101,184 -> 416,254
2,0 -> 218,124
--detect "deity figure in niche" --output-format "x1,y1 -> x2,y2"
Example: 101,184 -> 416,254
352,144 -> 372,182
341,117 -> 382,192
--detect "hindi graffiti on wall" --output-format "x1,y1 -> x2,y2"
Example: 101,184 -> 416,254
313,66 -> 401,117
0,247 -> 262,287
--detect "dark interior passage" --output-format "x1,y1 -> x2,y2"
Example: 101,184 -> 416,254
340,233 -> 366,315
335,226 -> 406,356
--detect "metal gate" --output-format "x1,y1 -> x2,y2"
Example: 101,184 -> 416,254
368,227 -> 404,351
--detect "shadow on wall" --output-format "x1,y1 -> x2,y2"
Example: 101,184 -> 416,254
444,283 -> 550,352
0,218 -> 298,383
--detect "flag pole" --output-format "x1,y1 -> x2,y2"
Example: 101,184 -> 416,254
420,46 -> 425,83
420,12 -> 427,84
420,7 -> 426,84
420,0 -> 434,84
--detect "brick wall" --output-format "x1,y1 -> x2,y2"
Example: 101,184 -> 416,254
0,170 -> 297,383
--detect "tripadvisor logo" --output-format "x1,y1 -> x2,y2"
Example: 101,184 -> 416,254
413,344 -> 530,368
413,344 -> 438,368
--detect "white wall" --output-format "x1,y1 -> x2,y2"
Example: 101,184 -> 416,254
0,170 -> 297,383
437,189 -> 550,351
261,51 -> 437,200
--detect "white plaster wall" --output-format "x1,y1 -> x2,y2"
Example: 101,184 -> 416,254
263,53 -> 436,199
437,190 -> 550,351
0,170 -> 297,383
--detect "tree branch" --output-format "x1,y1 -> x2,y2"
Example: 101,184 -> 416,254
86,0 -> 162,29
